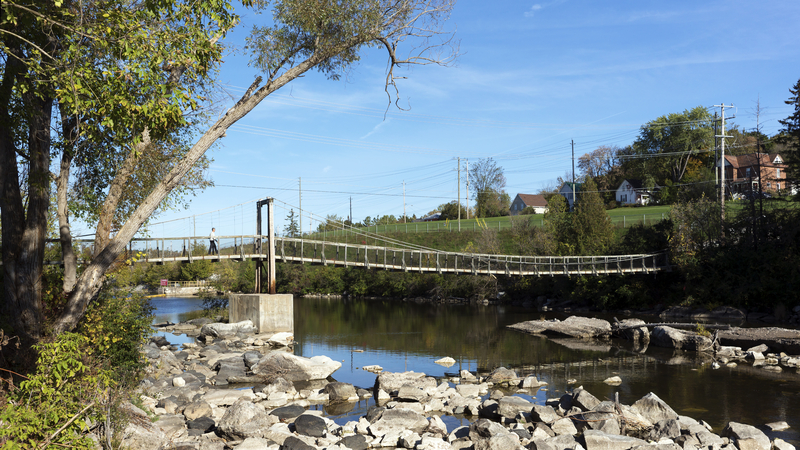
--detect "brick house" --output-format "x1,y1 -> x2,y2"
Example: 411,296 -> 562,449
509,193 -> 548,215
721,153 -> 788,194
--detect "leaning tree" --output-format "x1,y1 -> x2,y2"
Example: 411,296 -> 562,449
0,0 -> 458,340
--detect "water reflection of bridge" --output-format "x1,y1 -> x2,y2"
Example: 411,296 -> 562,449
126,235 -> 669,277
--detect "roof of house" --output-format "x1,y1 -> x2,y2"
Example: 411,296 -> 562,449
559,182 -> 582,192
724,153 -> 785,169
514,193 -> 548,208
618,179 -> 661,190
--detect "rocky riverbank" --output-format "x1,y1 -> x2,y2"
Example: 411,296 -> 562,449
123,318 -> 797,450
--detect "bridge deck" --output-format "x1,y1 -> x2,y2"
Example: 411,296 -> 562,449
136,236 -> 669,277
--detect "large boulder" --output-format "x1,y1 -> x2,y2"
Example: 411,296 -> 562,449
612,319 -> 650,344
722,422 -> 771,450
323,382 -> 358,403
374,371 -> 437,394
572,387 -> 601,411
252,352 -> 341,382
582,430 -> 648,450
498,396 -> 534,419
120,403 -> 166,450
508,316 -> 612,339
651,326 -> 712,352
368,408 -> 430,436
631,392 -> 678,424
216,399 -> 277,440
199,320 -> 256,338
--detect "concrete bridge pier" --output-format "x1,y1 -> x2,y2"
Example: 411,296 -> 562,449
229,294 -> 293,334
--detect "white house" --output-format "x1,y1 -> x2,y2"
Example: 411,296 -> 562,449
616,179 -> 659,205
558,182 -> 581,210
509,193 -> 548,215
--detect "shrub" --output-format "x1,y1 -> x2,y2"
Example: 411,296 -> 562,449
0,333 -> 115,449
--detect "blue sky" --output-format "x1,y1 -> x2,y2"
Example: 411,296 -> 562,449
116,0 -> 800,240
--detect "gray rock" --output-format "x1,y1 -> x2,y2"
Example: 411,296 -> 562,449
374,371 -> 437,394
486,367 -> 518,384
765,421 -> 790,432
650,419 -> 681,441
474,433 -> 521,450
294,414 -> 327,438
336,434 -> 368,450
613,319 -> 650,344
243,351 -> 262,369
187,417 -> 215,433
582,430 -> 648,450
549,434 -> 582,450
280,435 -> 316,450
509,316 -> 612,339
772,439 -> 796,450
572,387 -> 601,411
722,422 -> 771,450
397,384 -> 427,402
631,392 -> 678,424
498,396 -> 534,419
579,407 -> 619,435
323,382 -> 358,403
183,401 -> 212,421
270,404 -> 306,422
469,418 -> 509,439
200,321 -> 256,338
528,438 -> 557,450
551,417 -> 578,436
368,408 -> 429,436
217,400 -> 276,440
252,352 -> 341,382
120,403 -> 167,450
651,326 -> 713,352
154,414 -> 187,441
531,405 -> 559,425
747,344 -> 769,353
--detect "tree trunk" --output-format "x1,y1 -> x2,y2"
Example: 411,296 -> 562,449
52,52 -> 328,334
5,96 -> 54,341
56,113 -> 77,292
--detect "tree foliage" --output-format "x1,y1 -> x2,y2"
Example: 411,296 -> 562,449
778,77 -> 800,196
622,106 -> 714,187
571,178 -> 616,255
468,158 -> 509,218
1,0 -> 457,340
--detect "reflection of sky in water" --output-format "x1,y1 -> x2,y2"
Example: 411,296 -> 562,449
151,297 -> 206,348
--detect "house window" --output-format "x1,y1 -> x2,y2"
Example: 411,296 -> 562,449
746,168 -> 751,178
777,168 -> 781,179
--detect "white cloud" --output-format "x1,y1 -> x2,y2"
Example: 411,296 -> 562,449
524,4 -> 543,18
322,166 -> 331,173
360,119 -> 391,139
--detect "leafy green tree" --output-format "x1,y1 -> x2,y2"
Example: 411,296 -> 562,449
284,209 -> 300,237
621,106 -> 714,188
438,201 -> 468,220
469,158 -> 509,217
1,0 -> 457,339
571,178 -> 616,255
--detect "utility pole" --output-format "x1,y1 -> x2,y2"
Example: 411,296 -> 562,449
466,159 -> 469,220
403,181 -> 406,223
714,112 -> 719,190
350,197 -> 353,225
457,158 -> 461,231
715,104 -> 734,236
298,177 -> 302,237
571,140 -> 576,212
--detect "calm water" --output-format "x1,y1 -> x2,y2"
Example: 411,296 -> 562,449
151,296 -> 800,441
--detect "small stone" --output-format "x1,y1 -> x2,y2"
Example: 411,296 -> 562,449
765,421 -> 790,431
172,377 -> 186,387
435,357 -> 456,367
603,376 -> 622,385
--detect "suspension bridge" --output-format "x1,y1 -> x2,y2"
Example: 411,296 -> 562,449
44,198 -> 671,294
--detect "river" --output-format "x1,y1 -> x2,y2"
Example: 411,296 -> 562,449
151,296 -> 800,442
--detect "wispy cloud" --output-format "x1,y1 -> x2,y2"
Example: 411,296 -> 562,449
322,166 -> 331,173
524,4 -> 542,18
360,119 -> 391,139
524,0 -> 567,18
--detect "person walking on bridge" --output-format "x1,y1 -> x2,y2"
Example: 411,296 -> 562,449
209,227 -> 219,255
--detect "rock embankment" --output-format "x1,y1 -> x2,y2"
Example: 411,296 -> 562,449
126,318 -> 797,450
508,315 -> 800,371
